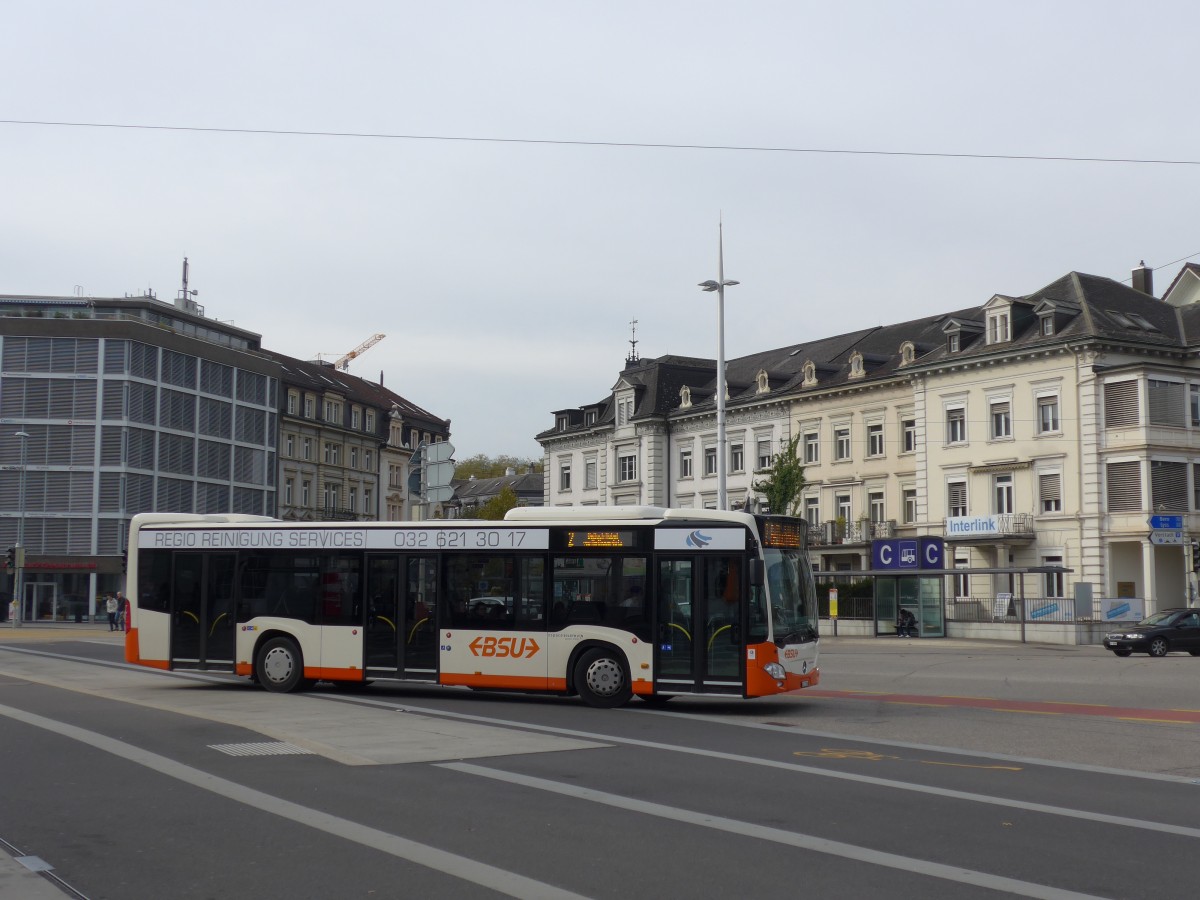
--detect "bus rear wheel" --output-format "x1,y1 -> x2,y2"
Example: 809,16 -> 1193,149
574,647 -> 632,709
257,636 -> 304,693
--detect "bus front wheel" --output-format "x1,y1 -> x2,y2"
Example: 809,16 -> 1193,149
257,636 -> 304,693
574,647 -> 632,709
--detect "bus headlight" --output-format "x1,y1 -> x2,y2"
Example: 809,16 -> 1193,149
764,662 -> 786,680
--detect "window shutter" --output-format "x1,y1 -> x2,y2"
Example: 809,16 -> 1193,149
1039,473 -> 1061,508
1147,380 -> 1184,426
1106,461 -> 1142,511
1150,461 -> 1188,510
1104,381 -> 1140,428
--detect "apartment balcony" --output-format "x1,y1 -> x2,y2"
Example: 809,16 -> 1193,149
809,519 -> 897,547
320,506 -> 360,522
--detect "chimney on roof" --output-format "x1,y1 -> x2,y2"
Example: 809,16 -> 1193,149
1132,261 -> 1154,297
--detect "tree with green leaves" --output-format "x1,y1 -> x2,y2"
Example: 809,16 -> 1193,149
452,453 -> 542,481
467,485 -> 520,521
751,435 -> 806,516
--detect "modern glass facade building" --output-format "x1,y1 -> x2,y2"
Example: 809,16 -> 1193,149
0,293 -> 279,622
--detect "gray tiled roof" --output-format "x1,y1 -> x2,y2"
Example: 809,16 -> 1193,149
540,268 -> 1194,440
262,348 -> 449,428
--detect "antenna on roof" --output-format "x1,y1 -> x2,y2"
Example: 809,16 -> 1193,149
175,256 -> 203,316
626,317 -> 640,364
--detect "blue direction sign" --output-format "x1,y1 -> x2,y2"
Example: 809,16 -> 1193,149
1149,514 -> 1184,530
1148,530 -> 1184,545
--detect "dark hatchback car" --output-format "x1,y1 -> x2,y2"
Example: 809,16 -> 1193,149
1104,608 -> 1200,657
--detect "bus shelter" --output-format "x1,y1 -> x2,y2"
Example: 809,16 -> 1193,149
818,565 -> 1072,640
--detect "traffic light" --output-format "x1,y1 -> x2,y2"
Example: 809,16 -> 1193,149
3,547 -> 13,572
1191,541 -> 1200,573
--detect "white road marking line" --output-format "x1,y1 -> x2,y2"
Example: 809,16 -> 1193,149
0,702 -> 589,900
442,761 -> 1104,900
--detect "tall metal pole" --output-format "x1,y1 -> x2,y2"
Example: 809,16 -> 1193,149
716,226 -> 728,511
13,431 -> 29,628
699,222 -> 738,511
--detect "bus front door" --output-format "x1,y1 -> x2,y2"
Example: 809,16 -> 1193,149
656,556 -> 745,696
366,555 -> 437,681
169,553 -> 237,672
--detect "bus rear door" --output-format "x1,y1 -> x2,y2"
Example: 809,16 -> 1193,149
169,552 -> 237,673
365,555 -> 438,681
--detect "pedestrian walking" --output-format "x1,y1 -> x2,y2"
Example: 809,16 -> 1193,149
106,594 -> 119,631
117,591 -> 128,631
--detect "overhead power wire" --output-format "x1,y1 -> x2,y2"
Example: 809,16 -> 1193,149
3,118 -> 1200,167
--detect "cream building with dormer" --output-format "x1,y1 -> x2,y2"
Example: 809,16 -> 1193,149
539,263 -> 1200,614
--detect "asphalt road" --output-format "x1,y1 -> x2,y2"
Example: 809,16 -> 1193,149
1,630 -> 1197,899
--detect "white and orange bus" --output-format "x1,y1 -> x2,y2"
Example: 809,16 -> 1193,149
124,506 -> 819,707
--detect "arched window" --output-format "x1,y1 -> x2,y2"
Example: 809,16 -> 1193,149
849,352 -> 864,379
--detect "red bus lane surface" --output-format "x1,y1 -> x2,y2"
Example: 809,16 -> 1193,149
805,688 -> 1200,725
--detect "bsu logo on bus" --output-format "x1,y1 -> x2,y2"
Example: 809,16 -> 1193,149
469,636 -> 541,659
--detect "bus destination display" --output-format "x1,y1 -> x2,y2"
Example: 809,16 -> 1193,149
566,530 -> 634,549
762,521 -> 804,548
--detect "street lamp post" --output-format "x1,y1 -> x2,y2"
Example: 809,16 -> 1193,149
699,222 -> 738,511
13,431 -> 29,628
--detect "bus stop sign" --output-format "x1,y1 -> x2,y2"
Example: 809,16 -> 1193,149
872,537 -> 944,570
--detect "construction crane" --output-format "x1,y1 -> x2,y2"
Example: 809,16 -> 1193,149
323,334 -> 386,371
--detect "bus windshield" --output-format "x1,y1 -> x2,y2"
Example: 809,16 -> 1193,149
766,547 -> 819,646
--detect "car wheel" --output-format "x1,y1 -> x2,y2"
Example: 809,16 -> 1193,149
573,647 -> 632,708
1112,649 -> 1132,658
1148,637 -> 1169,658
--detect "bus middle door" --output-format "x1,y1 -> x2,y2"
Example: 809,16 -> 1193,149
365,555 -> 438,681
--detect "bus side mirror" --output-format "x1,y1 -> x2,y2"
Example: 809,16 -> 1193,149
749,558 -> 764,587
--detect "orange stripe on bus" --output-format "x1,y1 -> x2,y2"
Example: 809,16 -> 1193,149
124,629 -> 139,664
303,666 -> 364,681
441,673 -> 559,691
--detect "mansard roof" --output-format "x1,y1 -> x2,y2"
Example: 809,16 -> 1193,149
925,271 -> 1185,363
262,349 -> 449,429
540,266 -> 1200,442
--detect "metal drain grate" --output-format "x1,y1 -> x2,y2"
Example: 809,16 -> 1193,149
209,741 -> 314,757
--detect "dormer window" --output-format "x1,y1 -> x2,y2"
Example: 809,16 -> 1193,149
948,333 -> 960,353
756,369 -> 769,394
616,396 -> 634,426
900,341 -> 915,366
584,410 -> 597,426
556,415 -> 568,432
679,386 -> 692,409
1039,315 -> 1054,336
848,351 -> 864,379
987,311 -> 1011,344
803,361 -> 817,387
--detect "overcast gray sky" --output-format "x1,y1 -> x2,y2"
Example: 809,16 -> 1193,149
4,1 -> 1198,459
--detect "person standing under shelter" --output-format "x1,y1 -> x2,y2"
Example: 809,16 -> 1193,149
106,594 -> 119,631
